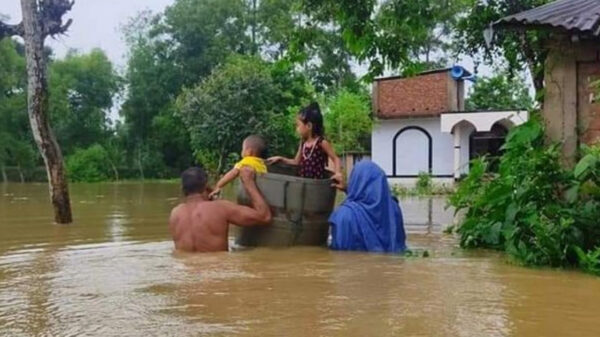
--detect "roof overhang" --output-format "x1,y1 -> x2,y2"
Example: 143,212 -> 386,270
490,0 -> 600,39
440,110 -> 529,133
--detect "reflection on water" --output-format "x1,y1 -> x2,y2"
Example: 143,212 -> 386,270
1,182 -> 600,336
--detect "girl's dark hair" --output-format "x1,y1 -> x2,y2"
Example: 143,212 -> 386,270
298,102 -> 324,137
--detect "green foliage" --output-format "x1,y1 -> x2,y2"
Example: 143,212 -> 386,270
66,145 -> 112,182
416,172 -> 433,194
119,1 -> 352,177
0,39 -> 38,180
454,0 -> 552,94
49,49 -> 120,155
466,71 -> 534,111
177,55 -> 312,173
323,89 -> 372,153
390,180 -> 454,197
450,118 -> 600,272
162,0 -> 251,84
299,0 -> 468,77
575,246 -> 600,275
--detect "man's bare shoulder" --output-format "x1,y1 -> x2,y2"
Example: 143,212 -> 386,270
169,203 -> 185,222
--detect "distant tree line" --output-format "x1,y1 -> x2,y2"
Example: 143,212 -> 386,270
0,0 -> 541,183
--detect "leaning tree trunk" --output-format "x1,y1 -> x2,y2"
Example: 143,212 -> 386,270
21,0 -> 72,223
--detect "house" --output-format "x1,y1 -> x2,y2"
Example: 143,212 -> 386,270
492,0 -> 600,165
371,67 -> 528,186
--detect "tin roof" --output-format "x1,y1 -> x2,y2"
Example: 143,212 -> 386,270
495,0 -> 600,36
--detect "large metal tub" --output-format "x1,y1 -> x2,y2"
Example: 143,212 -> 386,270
233,164 -> 336,247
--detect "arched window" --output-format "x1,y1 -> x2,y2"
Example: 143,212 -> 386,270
392,126 -> 432,176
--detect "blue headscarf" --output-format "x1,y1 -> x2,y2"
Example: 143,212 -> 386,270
329,161 -> 406,253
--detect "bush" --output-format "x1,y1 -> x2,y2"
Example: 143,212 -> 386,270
449,118 -> 600,273
416,172 -> 432,194
177,56 -> 311,174
66,144 -> 111,182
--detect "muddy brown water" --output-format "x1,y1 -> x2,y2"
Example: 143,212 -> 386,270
1,182 -> 600,336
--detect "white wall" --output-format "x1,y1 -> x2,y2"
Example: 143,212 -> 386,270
372,118 -> 456,177
459,123 -> 475,176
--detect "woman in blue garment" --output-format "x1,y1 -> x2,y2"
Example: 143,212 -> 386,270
329,160 -> 406,253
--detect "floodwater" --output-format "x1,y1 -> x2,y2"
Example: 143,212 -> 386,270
1,183 -> 600,337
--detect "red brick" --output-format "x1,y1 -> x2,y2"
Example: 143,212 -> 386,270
374,70 -> 454,118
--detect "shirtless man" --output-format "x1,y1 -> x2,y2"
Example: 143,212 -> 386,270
169,166 -> 272,252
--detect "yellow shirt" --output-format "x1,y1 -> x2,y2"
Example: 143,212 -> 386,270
234,156 -> 267,174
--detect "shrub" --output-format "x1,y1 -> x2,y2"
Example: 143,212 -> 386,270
449,118 -> 600,271
66,144 -> 111,182
416,172 -> 432,194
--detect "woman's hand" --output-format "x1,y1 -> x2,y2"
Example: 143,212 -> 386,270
331,173 -> 346,192
266,156 -> 283,165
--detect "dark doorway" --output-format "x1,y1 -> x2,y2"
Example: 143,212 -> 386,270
469,123 -> 508,170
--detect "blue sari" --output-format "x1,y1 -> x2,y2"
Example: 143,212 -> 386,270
329,161 -> 406,253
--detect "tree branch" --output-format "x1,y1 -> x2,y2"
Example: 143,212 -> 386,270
40,0 -> 75,37
0,21 -> 24,39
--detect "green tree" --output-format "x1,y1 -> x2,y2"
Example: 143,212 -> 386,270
120,2 -> 250,175
453,0 -> 552,96
0,39 -> 37,182
163,0 -> 251,84
49,49 -> 120,155
118,0 -> 366,177
466,72 -> 534,111
252,0 -> 358,92
177,56 -> 312,173
103,137 -> 125,181
323,89 -> 372,154
298,0 -> 468,77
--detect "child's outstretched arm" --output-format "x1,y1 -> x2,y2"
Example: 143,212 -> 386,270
267,144 -> 301,166
209,168 -> 240,199
320,140 -> 343,183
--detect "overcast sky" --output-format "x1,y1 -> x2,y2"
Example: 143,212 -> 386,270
2,0 -> 175,70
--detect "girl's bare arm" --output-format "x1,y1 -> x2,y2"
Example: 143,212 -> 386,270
320,140 -> 343,179
267,143 -> 301,165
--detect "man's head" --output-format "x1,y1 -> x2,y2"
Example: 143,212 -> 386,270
181,167 -> 208,196
242,135 -> 266,158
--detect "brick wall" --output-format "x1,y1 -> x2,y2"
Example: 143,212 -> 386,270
374,70 -> 452,119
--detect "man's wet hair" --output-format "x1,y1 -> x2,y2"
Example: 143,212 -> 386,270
181,167 -> 208,196
244,135 -> 267,158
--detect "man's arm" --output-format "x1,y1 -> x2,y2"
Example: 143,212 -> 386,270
224,168 -> 272,226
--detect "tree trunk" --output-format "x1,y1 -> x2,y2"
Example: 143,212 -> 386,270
21,0 -> 72,223
136,145 -> 144,180
251,0 -> 257,55
17,164 -> 25,183
111,163 -> 119,181
0,164 -> 6,183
